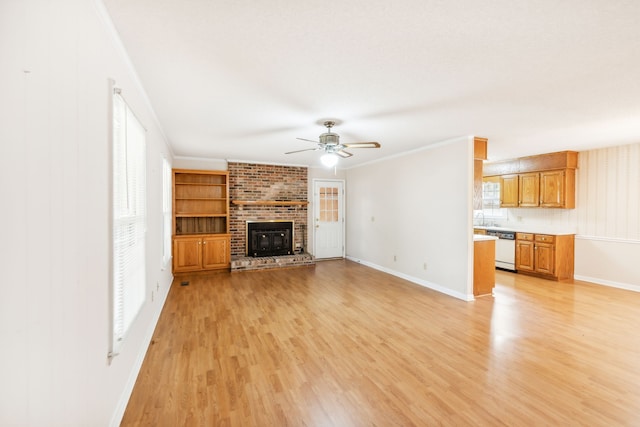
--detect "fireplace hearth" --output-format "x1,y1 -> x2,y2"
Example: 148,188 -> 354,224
247,221 -> 294,257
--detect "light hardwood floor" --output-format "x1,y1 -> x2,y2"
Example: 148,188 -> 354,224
121,260 -> 640,426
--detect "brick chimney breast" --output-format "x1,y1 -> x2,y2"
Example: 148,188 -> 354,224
228,162 -> 308,257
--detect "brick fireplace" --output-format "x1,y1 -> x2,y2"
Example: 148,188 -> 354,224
228,162 -> 314,271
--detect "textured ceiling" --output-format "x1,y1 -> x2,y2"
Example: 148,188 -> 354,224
103,0 -> 640,167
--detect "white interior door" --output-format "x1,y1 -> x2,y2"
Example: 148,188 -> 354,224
314,180 -> 345,259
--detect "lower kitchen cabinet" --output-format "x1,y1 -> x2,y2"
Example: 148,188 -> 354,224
515,237 -> 535,271
173,234 -> 230,273
534,237 -> 555,275
474,237 -> 496,296
515,233 -> 574,280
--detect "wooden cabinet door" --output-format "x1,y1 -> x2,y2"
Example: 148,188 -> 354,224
474,159 -> 483,210
173,237 -> 202,272
535,242 -> 555,275
500,175 -> 519,207
518,173 -> 540,207
539,170 -> 565,207
515,240 -> 535,271
202,236 -> 229,269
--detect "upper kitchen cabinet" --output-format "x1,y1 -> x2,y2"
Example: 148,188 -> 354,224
484,151 -> 578,209
473,137 -> 488,210
499,174 -> 519,207
518,172 -> 540,207
539,169 -> 571,207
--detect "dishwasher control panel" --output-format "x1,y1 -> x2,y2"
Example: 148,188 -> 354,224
486,229 -> 516,240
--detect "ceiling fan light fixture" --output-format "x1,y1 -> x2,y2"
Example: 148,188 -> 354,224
320,152 -> 339,168
287,119 -> 381,164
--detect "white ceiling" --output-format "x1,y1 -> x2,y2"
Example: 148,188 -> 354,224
103,0 -> 640,167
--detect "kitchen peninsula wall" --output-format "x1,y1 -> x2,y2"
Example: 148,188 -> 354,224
345,136 -> 474,300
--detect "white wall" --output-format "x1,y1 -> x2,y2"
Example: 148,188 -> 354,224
344,137 -> 474,300
573,143 -> 640,290
0,1 -> 173,425
172,156 -> 227,171
495,143 -> 640,291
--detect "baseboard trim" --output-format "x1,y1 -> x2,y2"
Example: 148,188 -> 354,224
346,256 -> 473,301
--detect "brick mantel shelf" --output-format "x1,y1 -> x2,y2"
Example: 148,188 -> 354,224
232,200 -> 308,210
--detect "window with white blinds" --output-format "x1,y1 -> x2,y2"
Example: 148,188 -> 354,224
112,90 -> 146,356
162,157 -> 172,267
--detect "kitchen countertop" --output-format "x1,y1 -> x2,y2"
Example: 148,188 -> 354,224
473,235 -> 498,241
473,225 -> 576,236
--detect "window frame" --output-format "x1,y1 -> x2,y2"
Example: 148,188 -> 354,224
110,88 -> 147,358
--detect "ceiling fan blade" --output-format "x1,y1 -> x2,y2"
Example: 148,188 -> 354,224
285,147 -> 320,155
296,137 -> 321,144
342,142 -> 381,149
336,150 -> 353,158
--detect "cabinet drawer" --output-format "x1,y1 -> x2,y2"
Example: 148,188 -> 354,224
516,233 -> 534,241
535,234 -> 555,243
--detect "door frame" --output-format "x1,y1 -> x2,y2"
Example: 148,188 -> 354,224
312,179 -> 346,258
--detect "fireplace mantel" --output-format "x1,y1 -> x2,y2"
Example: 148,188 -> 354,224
232,200 -> 308,207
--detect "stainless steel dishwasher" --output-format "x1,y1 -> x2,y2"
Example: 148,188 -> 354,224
486,229 -> 516,271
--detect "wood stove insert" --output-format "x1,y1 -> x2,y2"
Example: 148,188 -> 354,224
246,221 -> 294,257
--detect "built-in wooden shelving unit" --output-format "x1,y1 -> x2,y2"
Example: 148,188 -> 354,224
172,169 -> 230,272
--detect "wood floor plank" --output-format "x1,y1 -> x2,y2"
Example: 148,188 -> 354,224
121,260 -> 640,426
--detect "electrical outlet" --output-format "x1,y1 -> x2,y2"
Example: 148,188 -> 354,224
393,255 -> 397,262
423,262 -> 428,270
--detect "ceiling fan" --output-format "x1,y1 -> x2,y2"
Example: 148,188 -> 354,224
285,120 -> 381,166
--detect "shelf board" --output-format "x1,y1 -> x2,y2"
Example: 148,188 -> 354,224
232,200 -> 309,206
175,182 -> 226,186
175,197 -> 227,201
175,232 -> 231,236
175,213 -> 228,217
